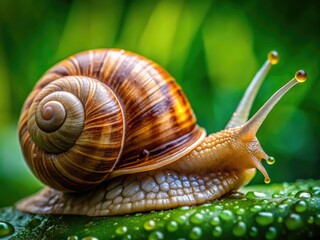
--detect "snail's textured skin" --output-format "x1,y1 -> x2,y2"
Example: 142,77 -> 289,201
17,169 -> 254,216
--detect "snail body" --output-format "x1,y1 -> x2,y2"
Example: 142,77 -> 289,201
16,49 -> 306,216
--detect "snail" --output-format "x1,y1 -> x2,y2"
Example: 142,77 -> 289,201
16,49 -> 307,216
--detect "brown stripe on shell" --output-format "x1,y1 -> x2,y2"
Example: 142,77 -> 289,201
88,50 -> 204,174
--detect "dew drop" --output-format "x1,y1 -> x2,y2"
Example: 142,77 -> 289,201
313,190 -> 320,197
163,213 -> 171,220
268,50 -> 279,65
295,190 -> 313,199
116,226 -> 128,235
189,226 -> 202,239
250,205 -> 262,213
202,203 -> 211,207
144,220 -> 156,231
166,221 -> 178,232
285,213 -> 303,230
272,193 -> 281,198
311,186 -> 320,191
123,234 -> 132,240
232,221 -> 246,237
0,221 -> 15,238
68,236 -> 81,240
176,215 -> 187,225
255,212 -> 274,226
288,191 -> 297,197
190,213 -> 204,224
148,231 -> 163,240
246,191 -> 267,199
249,226 -> 258,237
213,205 -> 223,211
210,216 -> 220,226
236,208 -> 245,215
265,226 -> 277,240
212,226 -> 222,237
266,156 -> 275,165
67,236 -> 78,240
81,237 -> 99,240
294,200 -> 308,213
227,192 -> 245,199
219,210 -> 233,221
307,216 -> 314,224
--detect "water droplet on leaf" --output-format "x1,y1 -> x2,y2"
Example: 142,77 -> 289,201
144,220 -> 156,231
148,231 -> 163,240
285,213 -> 303,230
255,212 -> 274,226
166,221 -> 178,232
219,210 -> 233,221
190,213 -> 204,224
212,226 -> 222,237
295,190 -> 313,198
295,200 -> 308,212
232,221 -> 246,237
0,221 -> 15,238
189,226 -> 202,239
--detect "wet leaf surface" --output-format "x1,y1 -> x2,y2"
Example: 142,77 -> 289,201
1,179 -> 319,240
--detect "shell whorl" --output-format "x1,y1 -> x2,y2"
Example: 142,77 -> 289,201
20,76 -> 125,192
18,49 -> 205,192
29,88 -> 84,153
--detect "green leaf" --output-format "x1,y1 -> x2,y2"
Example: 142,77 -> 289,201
1,179 -> 319,239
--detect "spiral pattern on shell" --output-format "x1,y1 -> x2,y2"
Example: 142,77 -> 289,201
20,76 -> 124,191
29,88 -> 84,154
18,49 -> 205,192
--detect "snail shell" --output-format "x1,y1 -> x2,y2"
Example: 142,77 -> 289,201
18,49 -> 205,192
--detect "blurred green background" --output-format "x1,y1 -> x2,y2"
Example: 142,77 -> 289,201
0,0 -> 319,208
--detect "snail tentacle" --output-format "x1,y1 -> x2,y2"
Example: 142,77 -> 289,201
226,51 -> 279,129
